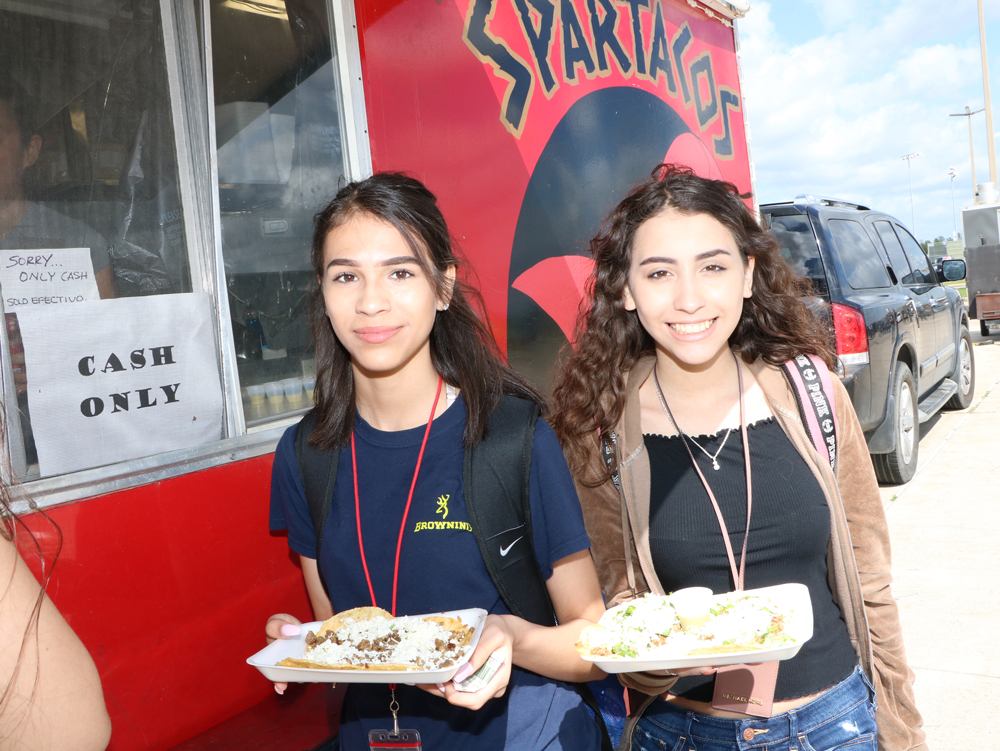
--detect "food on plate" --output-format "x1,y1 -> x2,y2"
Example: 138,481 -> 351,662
575,591 -> 795,660
276,606 -> 475,671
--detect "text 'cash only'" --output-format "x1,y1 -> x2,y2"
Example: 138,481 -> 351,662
76,346 -> 180,417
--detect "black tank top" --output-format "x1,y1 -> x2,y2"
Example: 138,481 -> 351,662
645,418 -> 858,701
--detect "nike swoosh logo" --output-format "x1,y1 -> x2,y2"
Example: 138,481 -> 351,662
500,537 -> 523,557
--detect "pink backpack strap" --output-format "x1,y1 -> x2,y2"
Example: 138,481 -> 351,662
783,354 -> 838,471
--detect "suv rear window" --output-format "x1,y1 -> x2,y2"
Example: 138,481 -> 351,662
768,214 -> 828,295
826,219 -> 892,289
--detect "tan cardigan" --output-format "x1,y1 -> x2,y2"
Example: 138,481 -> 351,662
574,355 -> 927,751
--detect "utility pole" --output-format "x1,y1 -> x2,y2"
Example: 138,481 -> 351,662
979,0 -> 997,183
948,167 -> 958,238
902,152 -> 920,234
950,106 -> 984,197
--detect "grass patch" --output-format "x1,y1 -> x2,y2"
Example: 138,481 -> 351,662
944,281 -> 967,299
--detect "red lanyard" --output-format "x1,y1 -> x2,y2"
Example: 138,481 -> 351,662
351,376 -> 443,616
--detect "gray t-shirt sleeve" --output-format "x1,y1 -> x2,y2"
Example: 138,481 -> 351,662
0,202 -> 110,272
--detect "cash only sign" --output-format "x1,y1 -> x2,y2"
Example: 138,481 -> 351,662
13,288 -> 224,477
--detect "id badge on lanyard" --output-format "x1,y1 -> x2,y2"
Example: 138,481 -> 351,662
368,687 -> 421,750
654,360 -> 779,718
369,729 -> 421,750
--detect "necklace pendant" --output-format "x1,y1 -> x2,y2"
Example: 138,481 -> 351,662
712,459 -> 721,471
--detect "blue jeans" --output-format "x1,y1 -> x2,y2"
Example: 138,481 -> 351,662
631,666 -> 877,751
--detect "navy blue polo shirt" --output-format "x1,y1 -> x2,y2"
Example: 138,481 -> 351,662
270,396 -> 600,751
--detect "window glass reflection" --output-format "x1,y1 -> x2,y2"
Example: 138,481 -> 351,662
1,0 -> 196,478
210,0 -> 346,425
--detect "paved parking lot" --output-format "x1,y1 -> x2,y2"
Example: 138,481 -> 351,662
878,328 -> 1000,746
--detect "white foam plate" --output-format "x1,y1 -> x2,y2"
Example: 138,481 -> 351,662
582,583 -> 813,673
248,608 -> 488,684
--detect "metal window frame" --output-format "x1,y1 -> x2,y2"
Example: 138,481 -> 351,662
12,0 -> 371,511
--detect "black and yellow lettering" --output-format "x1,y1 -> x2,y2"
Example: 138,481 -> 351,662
713,86 -> 741,159
621,0 -> 649,76
647,0 -> 676,93
586,0 -> 630,75
561,0 -> 596,82
671,22 -> 693,105
413,520 -> 473,533
513,0 -> 559,96
463,0 -> 535,136
689,53 -> 719,130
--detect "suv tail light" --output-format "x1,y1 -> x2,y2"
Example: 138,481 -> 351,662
831,303 -> 869,369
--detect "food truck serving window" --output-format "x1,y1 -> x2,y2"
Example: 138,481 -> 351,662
211,0 -> 347,426
0,0 -> 367,499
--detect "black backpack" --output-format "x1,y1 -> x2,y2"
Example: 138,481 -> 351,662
293,395 -> 613,749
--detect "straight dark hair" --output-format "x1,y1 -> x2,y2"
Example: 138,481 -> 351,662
308,172 -> 542,449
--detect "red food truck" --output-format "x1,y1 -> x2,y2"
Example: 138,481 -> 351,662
0,0 -> 753,747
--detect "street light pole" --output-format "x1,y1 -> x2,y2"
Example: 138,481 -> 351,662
948,167 -> 958,238
950,106 -> 985,197
979,0 -> 998,184
902,152 -> 920,234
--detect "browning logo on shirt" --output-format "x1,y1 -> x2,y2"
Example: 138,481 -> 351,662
413,521 -> 473,533
413,493 -> 472,533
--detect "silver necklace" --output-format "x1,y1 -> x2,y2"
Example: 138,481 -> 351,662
652,369 -> 734,471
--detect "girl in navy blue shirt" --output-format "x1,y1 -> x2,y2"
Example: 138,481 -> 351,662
266,173 -> 606,750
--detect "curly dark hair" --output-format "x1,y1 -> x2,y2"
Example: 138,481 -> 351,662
550,164 -> 834,483
308,172 -> 542,450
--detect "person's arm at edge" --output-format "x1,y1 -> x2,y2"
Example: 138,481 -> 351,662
0,537 -> 111,751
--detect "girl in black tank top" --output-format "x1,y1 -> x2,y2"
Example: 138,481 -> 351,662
551,166 -> 926,751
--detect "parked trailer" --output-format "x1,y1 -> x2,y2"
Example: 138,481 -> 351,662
966,243 -> 1000,336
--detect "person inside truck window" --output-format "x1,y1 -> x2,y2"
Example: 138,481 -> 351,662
551,165 -> 927,751
266,173 -> 607,750
0,422 -> 111,750
0,81 -> 114,298
0,81 -> 117,468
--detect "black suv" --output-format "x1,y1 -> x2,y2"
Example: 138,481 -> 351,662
762,196 -> 974,484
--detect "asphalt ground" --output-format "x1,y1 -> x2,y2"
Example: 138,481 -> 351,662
877,326 -> 999,746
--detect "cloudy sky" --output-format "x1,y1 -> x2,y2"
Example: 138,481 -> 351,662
736,0 -> 1000,244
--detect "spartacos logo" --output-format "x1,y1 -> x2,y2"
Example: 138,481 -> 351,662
462,0 -> 742,159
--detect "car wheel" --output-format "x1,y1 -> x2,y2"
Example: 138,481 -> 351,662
945,327 -> 975,410
981,319 -> 991,337
872,363 -> 918,484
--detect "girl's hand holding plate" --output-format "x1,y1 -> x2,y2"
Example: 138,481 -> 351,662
418,614 -> 512,710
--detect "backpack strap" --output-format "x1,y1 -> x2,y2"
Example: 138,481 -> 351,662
293,411 -> 340,562
782,354 -> 838,471
464,396 -> 556,627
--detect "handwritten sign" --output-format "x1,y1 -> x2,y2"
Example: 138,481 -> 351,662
15,293 -> 224,477
1,248 -> 99,308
